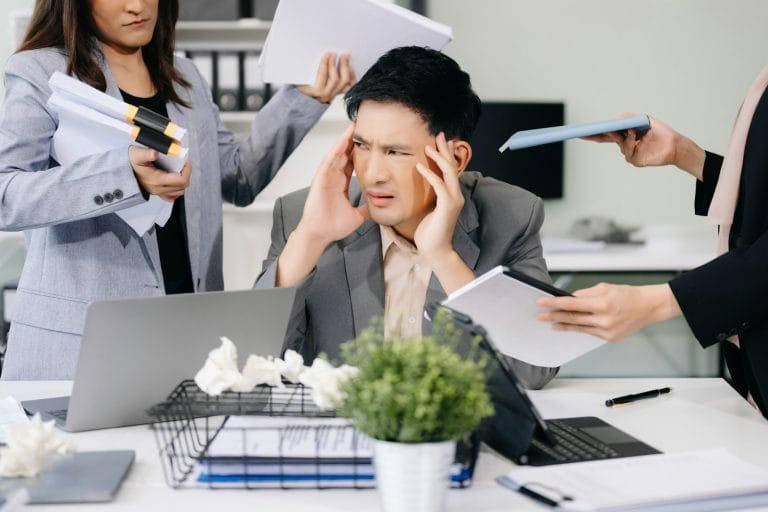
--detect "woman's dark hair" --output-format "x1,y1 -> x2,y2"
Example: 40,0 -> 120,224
18,0 -> 190,106
344,46 -> 481,141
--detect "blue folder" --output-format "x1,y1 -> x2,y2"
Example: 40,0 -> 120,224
499,115 -> 650,152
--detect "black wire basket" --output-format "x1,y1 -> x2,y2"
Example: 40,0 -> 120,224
148,380 -> 477,490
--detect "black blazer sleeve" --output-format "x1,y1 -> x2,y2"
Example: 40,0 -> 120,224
669,230 -> 768,348
694,151 -> 724,216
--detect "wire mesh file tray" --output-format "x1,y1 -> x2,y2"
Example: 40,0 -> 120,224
148,380 -> 478,490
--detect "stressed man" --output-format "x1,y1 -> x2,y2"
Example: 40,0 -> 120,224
256,46 -> 557,390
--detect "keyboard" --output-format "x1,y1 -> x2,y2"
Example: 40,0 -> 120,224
46,409 -> 69,422
528,419 -> 620,463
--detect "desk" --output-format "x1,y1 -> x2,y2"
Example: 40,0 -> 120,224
1,378 -> 766,511
543,224 -> 717,273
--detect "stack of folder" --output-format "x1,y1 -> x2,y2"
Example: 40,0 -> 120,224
195,416 -> 475,488
47,72 -> 189,236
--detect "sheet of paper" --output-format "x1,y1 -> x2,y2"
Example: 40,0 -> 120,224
442,266 -> 605,367
499,115 -> 650,152
260,0 -> 452,84
498,449 -> 768,511
0,397 -> 29,444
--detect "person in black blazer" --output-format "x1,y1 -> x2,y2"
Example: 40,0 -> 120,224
536,95 -> 768,419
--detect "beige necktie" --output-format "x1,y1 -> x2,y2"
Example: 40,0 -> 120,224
708,64 -> 768,254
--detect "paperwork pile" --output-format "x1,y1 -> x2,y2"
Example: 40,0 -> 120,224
47,72 -> 188,236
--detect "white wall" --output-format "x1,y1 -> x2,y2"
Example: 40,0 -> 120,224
0,0 -> 33,97
428,0 -> 768,234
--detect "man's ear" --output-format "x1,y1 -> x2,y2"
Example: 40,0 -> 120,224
452,140 -> 472,174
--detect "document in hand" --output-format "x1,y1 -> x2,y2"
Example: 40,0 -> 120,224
497,449 -> 768,511
499,115 -> 651,152
47,72 -> 188,236
260,0 -> 452,85
441,266 -> 605,367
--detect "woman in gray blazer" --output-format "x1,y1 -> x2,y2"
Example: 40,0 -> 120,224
0,0 -> 354,379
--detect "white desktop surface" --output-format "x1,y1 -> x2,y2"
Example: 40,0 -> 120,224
2,378 -> 766,511
544,224 -> 718,272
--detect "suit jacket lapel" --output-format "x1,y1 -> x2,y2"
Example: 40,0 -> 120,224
343,219 -> 385,337
166,81 -> 201,290
100,54 -> 168,285
424,191 -> 481,332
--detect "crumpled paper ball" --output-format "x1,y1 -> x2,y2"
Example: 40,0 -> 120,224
299,359 -> 359,411
194,336 -> 242,396
0,413 -> 75,478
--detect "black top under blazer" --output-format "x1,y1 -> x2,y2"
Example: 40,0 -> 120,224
669,87 -> 768,418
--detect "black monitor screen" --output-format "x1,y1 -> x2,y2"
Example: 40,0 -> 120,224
468,102 -> 564,199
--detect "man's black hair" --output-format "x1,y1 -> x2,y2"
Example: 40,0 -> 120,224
344,46 -> 481,141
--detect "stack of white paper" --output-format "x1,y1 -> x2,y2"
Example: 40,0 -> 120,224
498,449 -> 768,511
260,0 -> 452,85
47,72 -> 189,236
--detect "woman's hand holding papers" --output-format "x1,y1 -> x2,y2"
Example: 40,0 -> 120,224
585,114 -> 706,180
298,52 -> 356,104
129,146 -> 192,202
536,282 -> 682,342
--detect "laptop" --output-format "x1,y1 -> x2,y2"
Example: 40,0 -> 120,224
427,302 -> 661,466
22,287 -> 296,432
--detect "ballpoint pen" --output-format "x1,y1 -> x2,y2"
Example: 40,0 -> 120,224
605,387 -> 671,407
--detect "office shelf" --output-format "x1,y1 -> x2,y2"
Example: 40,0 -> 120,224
176,18 -> 271,52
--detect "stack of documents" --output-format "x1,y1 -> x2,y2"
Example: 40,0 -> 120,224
197,416 -> 374,487
260,0 -> 452,84
47,72 -> 189,236
497,449 -> 768,511
196,416 -> 473,487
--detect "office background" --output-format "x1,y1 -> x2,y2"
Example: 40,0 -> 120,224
1,0 -> 767,377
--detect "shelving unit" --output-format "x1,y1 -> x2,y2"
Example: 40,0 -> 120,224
175,18 -> 272,52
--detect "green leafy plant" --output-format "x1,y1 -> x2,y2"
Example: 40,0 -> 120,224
338,310 -> 494,443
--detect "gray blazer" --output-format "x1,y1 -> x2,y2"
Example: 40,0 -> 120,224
0,47 -> 327,379
256,172 -> 558,390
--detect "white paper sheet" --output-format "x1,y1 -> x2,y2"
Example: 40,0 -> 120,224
260,0 -> 452,84
498,449 -> 768,511
442,266 -> 605,367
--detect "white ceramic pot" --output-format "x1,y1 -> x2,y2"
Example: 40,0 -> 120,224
373,439 -> 456,512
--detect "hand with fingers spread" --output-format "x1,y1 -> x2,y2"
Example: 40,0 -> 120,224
298,52 -> 357,104
584,114 -> 706,180
276,124 -> 369,287
535,282 -> 682,342
129,146 -> 192,202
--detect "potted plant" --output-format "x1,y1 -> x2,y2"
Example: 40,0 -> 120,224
338,310 -> 493,512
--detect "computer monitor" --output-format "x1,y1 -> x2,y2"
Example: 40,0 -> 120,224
468,102 -> 564,199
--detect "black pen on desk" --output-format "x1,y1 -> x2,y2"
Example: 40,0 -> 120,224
605,387 -> 671,407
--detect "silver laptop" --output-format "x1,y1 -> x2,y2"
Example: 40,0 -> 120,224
22,287 -> 296,432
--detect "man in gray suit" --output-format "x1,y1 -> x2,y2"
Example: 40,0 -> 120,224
257,46 -> 557,390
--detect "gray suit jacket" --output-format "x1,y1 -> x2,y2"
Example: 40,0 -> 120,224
256,172 -> 558,390
0,47 -> 326,379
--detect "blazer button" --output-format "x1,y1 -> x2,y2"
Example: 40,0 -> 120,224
113,189 -> 124,200
716,333 -> 728,342
94,195 -> 104,205
741,321 -> 751,329
103,192 -> 114,203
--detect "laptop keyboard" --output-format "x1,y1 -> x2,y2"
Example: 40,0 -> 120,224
47,409 -> 68,422
529,419 -> 620,463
